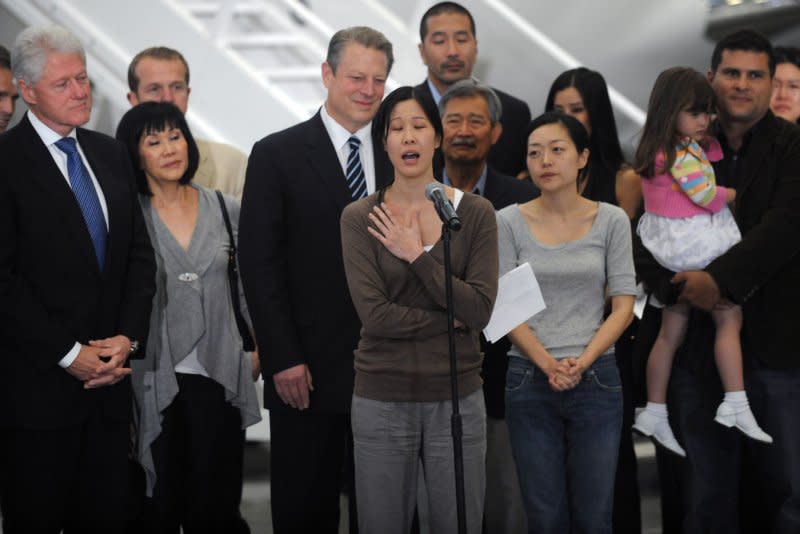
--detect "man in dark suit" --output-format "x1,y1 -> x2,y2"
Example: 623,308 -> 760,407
438,79 -> 537,534
636,30 -> 800,533
416,1 -> 531,177
0,25 -> 155,533
238,26 -> 393,533
0,45 -> 18,133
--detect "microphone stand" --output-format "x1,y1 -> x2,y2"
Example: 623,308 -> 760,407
442,221 -> 467,534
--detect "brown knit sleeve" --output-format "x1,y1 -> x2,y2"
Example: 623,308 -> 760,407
408,194 -> 498,330
340,198 -> 450,340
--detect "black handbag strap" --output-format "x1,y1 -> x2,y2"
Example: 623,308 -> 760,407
215,190 -> 256,352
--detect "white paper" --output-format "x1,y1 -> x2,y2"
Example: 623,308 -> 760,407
483,263 -> 546,343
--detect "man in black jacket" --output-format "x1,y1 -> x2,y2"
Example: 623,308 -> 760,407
439,79 -> 537,533
239,26 -> 393,533
416,1 -> 531,177
0,25 -> 155,533
636,30 -> 800,533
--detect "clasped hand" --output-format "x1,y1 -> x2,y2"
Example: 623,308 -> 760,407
367,203 -> 424,263
67,335 -> 133,389
546,357 -> 585,392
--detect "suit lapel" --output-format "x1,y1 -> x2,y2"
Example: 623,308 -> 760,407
18,118 -> 101,276
305,113 -> 356,213
733,115 -> 773,201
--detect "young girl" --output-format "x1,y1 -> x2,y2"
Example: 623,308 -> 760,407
632,67 -> 772,457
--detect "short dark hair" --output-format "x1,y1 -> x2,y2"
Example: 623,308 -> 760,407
774,45 -> 800,70
0,45 -> 10,70
439,79 -> 502,125
115,101 -> 199,195
545,67 -> 624,202
526,112 -> 591,187
371,86 -> 443,182
326,26 -> 394,76
711,29 -> 775,76
419,2 -> 476,42
127,46 -> 190,93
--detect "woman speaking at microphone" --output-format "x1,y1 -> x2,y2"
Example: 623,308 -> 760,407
340,86 -> 498,534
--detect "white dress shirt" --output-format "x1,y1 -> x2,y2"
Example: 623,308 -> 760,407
319,103 -> 377,195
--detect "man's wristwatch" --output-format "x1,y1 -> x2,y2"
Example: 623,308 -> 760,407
128,339 -> 140,355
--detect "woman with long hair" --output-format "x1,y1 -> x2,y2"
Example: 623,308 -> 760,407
545,67 -> 641,217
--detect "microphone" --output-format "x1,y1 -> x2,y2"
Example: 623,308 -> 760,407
425,182 -> 462,231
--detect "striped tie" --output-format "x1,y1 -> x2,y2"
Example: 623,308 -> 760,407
346,136 -> 367,200
55,137 -> 107,269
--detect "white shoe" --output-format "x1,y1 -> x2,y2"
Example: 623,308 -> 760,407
633,410 -> 687,457
714,402 -> 773,444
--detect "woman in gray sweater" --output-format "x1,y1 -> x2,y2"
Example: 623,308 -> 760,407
116,102 -> 261,532
341,86 -> 498,534
498,112 -> 635,533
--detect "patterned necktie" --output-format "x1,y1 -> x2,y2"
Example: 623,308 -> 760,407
55,137 -> 107,269
346,136 -> 367,200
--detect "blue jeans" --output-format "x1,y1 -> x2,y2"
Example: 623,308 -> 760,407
747,361 -> 800,533
505,355 -> 622,534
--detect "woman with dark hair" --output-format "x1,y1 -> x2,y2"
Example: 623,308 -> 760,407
547,67 -> 643,532
499,112 -> 635,533
116,101 -> 261,532
545,67 -> 641,218
341,86 -> 498,533
771,46 -> 800,123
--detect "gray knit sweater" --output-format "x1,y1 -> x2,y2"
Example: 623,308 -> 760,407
497,202 -> 636,361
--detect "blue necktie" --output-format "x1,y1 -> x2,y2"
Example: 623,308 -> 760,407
55,137 -> 107,269
346,136 -> 367,200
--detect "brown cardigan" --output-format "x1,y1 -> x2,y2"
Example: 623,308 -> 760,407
340,190 -> 499,402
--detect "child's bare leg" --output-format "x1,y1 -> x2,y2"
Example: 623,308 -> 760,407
712,302 -> 772,443
712,303 -> 744,392
633,302 -> 691,457
646,302 -> 691,403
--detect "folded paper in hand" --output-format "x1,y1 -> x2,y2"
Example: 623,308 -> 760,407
483,262 -> 545,343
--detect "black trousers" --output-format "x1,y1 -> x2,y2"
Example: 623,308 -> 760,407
145,373 -> 247,534
612,321 -> 643,533
269,409 -> 355,534
0,407 -> 130,534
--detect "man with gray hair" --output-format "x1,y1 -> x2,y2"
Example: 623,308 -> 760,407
238,26 -> 393,532
0,45 -> 18,132
0,25 -> 155,532
439,78 -> 537,534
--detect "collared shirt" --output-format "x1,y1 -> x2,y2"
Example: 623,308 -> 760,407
320,103 -> 377,195
27,110 -> 109,369
427,78 -> 443,105
443,164 -> 489,197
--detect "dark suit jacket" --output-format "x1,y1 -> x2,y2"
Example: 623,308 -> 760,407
0,115 -> 156,429
416,79 -> 532,177
635,112 -> 800,374
239,111 -> 392,413
473,167 -> 538,418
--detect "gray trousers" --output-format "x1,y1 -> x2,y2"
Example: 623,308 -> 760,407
352,390 -> 486,534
